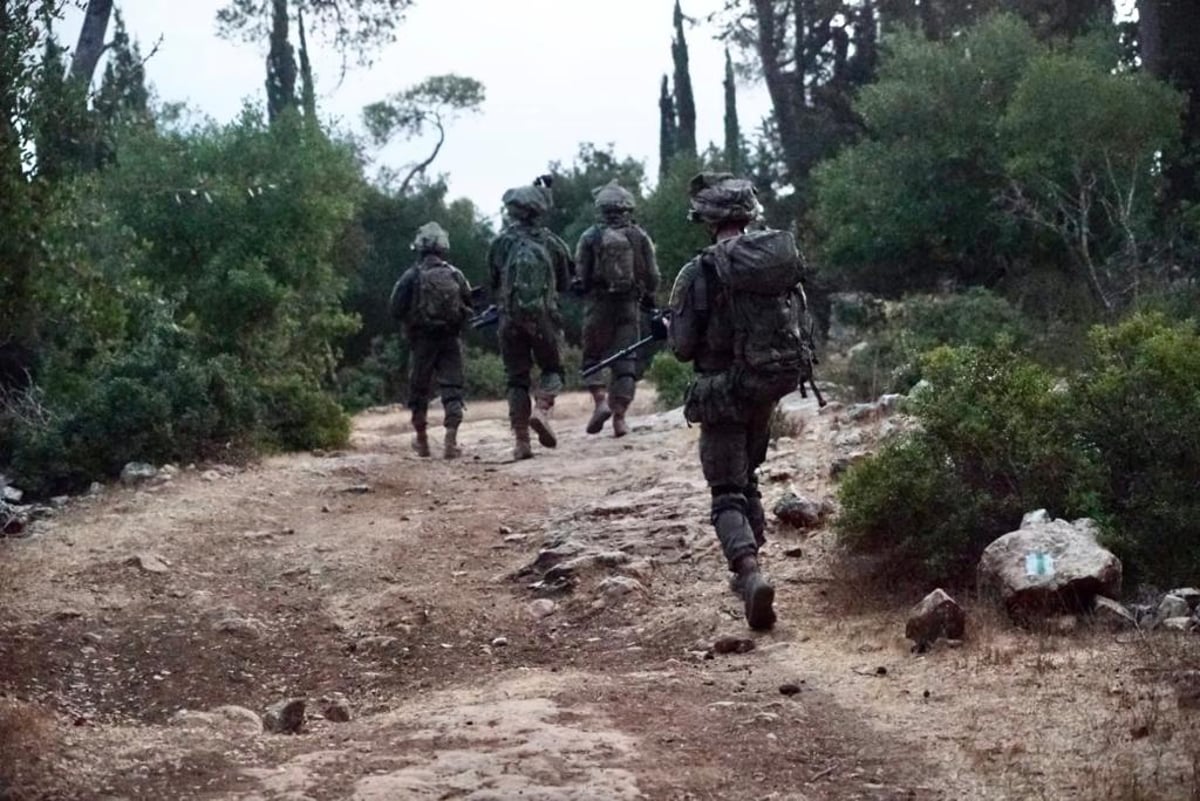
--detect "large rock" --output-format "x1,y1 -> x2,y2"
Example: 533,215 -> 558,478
772,493 -> 831,529
1158,594 -> 1192,622
905,589 -> 966,648
977,514 -> 1121,615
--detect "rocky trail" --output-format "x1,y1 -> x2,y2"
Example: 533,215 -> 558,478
3,392 -> 1199,801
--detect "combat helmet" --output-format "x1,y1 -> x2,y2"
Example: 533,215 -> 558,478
502,175 -> 555,223
412,221 -> 450,255
687,172 -> 761,225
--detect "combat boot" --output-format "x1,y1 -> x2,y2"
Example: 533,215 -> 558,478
585,387 -> 611,435
530,398 -> 557,448
443,425 -> 461,459
512,427 -> 534,460
411,411 -> 431,458
610,400 -> 629,439
732,555 -> 776,631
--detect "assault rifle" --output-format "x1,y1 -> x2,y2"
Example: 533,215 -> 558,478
466,285 -> 499,329
580,308 -> 670,380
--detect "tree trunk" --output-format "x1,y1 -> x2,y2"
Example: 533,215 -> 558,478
68,0 -> 113,86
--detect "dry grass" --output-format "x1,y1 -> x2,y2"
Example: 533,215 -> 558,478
0,699 -> 58,799
769,406 -> 806,445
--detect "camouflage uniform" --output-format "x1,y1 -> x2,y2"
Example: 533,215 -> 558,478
390,225 -> 474,459
668,173 -> 807,631
575,182 -> 660,437
488,189 -> 574,458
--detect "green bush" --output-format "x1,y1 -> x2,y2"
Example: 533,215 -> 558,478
646,351 -> 692,410
838,344 -> 1094,581
839,288 -> 1032,400
1072,314 -> 1200,587
464,346 -> 507,399
258,376 -> 350,452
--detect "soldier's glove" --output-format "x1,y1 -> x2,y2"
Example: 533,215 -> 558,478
649,311 -> 670,341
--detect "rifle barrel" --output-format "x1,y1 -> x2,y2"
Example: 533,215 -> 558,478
580,334 -> 656,379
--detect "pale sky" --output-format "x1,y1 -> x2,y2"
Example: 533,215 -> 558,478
65,0 -> 773,216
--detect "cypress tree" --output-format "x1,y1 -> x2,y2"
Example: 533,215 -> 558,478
723,48 -> 742,174
671,0 -> 697,159
658,74 -> 678,181
297,6 -> 317,124
266,0 -> 297,122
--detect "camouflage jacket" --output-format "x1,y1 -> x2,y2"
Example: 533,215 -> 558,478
574,223 -> 660,299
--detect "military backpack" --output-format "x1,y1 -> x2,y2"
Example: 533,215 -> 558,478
413,259 -> 467,330
501,233 -> 555,318
592,225 -> 637,294
707,230 -> 811,382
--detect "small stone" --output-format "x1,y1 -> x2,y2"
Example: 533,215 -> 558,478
498,525 -> 513,536
1160,617 -> 1196,632
772,493 -> 828,529
212,617 -> 262,639
596,576 -> 645,601
875,666 -> 888,676
1092,596 -> 1138,629
81,632 -> 103,645
712,636 -> 756,655
905,589 -> 965,648
87,482 -> 104,496
319,694 -> 352,723
354,635 -> 399,654
341,484 -> 371,494
263,699 -> 306,734
125,553 -> 171,574
210,705 -> 263,734
490,636 -> 509,647
120,462 -> 158,487
201,470 -> 221,482
1168,588 -> 1200,611
53,608 -> 83,621
50,495 -> 69,509
2,485 -> 23,503
1158,594 -> 1191,622
528,599 -> 557,620
779,683 -> 802,697
782,546 -> 804,558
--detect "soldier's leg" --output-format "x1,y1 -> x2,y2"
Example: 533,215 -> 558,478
407,336 -> 436,457
581,300 -> 612,435
500,321 -> 534,460
528,315 -> 563,449
700,420 -> 776,631
437,336 -> 466,459
608,301 -> 640,438
744,402 -> 776,545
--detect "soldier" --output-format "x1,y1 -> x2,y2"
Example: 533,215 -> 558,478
488,178 -> 574,460
575,181 -> 660,437
667,173 -> 812,630
389,222 -> 474,459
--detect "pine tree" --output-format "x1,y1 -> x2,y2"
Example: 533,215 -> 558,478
723,48 -> 742,174
658,74 -> 678,181
95,11 -> 149,127
671,0 -> 697,160
266,0 -> 297,122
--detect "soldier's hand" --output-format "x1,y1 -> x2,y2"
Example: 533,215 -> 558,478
649,311 -> 670,341
639,294 -> 657,314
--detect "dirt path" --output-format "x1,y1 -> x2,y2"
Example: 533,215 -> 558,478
3,392 -> 1198,800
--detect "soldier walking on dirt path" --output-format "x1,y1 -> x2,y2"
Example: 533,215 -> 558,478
667,173 -> 814,631
390,222 -> 475,460
488,177 -> 575,460
574,181 -> 660,438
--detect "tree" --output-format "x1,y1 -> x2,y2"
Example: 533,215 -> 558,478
721,0 -> 878,209
265,0 -> 297,121
877,0 -> 1111,40
1002,53 -> 1184,313
94,11 -> 150,128
658,74 -> 677,181
68,0 -> 113,87
672,0 -> 697,160
218,0 -> 414,67
1138,0 -> 1200,204
723,48 -> 743,173
362,74 -> 486,194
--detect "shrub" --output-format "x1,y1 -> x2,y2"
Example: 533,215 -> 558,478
646,351 -> 692,410
258,376 -> 350,452
464,346 -> 507,399
837,344 -> 1094,582
1072,314 -> 1200,587
839,288 -> 1032,400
